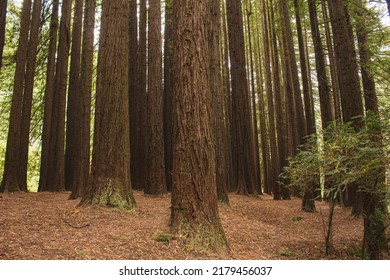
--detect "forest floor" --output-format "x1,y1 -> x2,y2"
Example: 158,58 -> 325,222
0,191 -> 389,260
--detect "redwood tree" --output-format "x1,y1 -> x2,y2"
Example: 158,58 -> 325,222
170,0 -> 227,250
39,0 -> 59,192
145,0 -> 167,195
0,0 -> 31,192
226,0 -> 258,195
69,0 -> 96,199
45,0 -> 72,192
65,0 -> 83,192
80,0 -> 136,210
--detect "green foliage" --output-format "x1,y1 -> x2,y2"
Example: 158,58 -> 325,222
281,111 -> 390,203
155,233 -> 172,246
280,248 -> 294,257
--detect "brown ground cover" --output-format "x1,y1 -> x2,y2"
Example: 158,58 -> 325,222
0,191 -> 388,260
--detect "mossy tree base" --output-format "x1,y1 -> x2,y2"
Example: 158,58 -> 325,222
171,218 -> 228,253
81,178 -> 136,210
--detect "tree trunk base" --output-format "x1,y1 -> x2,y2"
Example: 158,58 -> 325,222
171,219 -> 228,253
80,178 -> 136,210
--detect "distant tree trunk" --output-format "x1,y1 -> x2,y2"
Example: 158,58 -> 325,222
328,0 -> 365,215
279,0 -> 306,148
210,0 -> 229,203
65,0 -> 83,192
133,0 -> 147,190
145,0 -> 166,195
39,0 -> 59,192
0,0 -> 8,72
170,0 -> 227,250
308,0 -> 333,128
269,0 -> 286,199
254,29 -> 269,196
19,0 -> 42,191
246,4 -> 262,195
0,0 -> 31,193
46,0 -> 72,192
321,0 -> 341,122
80,0 -> 136,210
163,0 -> 174,192
69,0 -> 96,199
226,0 -> 257,195
129,0 -> 138,190
355,2 -> 378,114
221,0 -> 234,193
294,0 -> 316,212
261,0 -> 278,198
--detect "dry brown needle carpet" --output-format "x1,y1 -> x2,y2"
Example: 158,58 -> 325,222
0,191 -> 388,260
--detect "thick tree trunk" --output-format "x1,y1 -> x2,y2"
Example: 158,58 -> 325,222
0,0 -> 8,72
81,0 -> 136,210
19,0 -> 42,191
146,0 -> 167,195
226,0 -> 257,195
39,0 -> 59,192
65,0 -> 83,192
69,0 -> 96,199
170,0 -> 227,251
328,0 -> 365,216
1,0 -> 31,192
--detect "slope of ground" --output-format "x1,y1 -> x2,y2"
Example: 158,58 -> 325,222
0,191 -> 387,260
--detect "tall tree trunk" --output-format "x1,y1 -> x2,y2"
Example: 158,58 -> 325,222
129,0 -> 138,190
0,0 -> 31,192
210,0 -> 229,203
308,0 -> 333,128
65,0 -> 83,192
221,0 -> 234,193
294,0 -> 317,211
226,0 -> 257,195
327,0 -> 365,215
69,0 -> 96,199
0,0 -> 8,72
146,0 -> 166,195
269,0 -> 286,199
134,0 -> 147,190
39,0 -> 59,192
261,0 -> 278,198
80,0 -> 136,210
321,0 -> 341,122
163,0 -> 174,192
279,0 -> 306,148
46,0 -> 72,192
170,0 -> 227,251
254,25 -> 269,196
246,3 -> 262,195
19,0 -> 42,191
